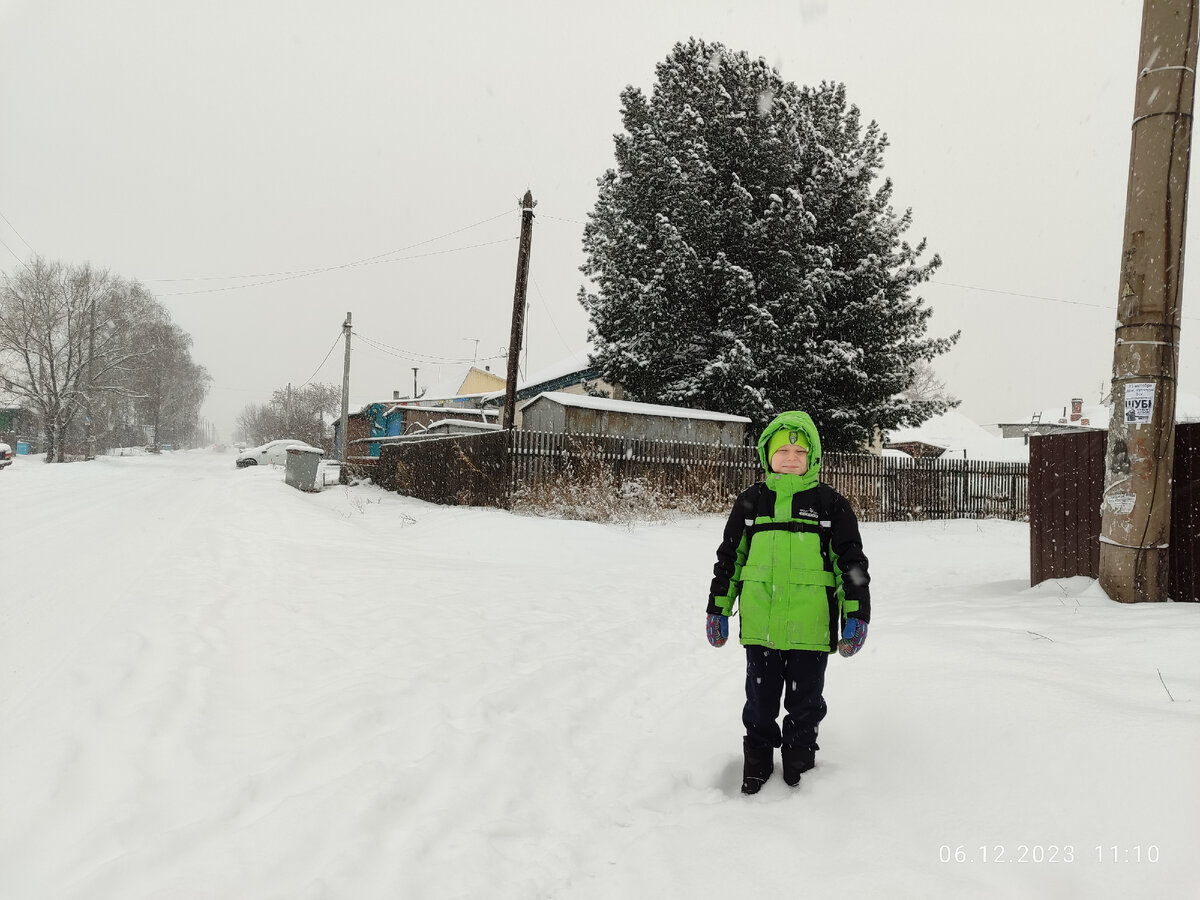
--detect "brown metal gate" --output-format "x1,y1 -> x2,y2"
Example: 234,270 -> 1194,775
1029,423 -> 1199,600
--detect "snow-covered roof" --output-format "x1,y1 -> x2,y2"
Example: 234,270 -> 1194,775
522,391 -> 751,423
887,408 -> 1030,462
383,401 -> 497,418
426,419 -> 501,431
481,349 -> 596,402
517,349 -> 594,387
399,390 -> 492,404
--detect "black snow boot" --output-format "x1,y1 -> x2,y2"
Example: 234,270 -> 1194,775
741,738 -> 774,795
782,745 -> 815,786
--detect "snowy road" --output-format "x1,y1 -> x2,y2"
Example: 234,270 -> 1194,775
2,450 -> 1198,898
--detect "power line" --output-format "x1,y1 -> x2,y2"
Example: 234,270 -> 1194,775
297,331 -> 345,388
539,213 -> 588,227
354,332 -> 472,363
0,209 -> 37,256
353,331 -> 505,366
931,278 -> 1200,321
157,236 -> 518,300
0,235 -> 29,269
531,273 -> 583,360
148,208 -> 515,284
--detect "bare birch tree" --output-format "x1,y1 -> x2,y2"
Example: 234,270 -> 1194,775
0,258 -> 209,458
902,359 -> 957,407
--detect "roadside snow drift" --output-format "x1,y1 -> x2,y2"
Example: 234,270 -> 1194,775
2,450 -> 1197,898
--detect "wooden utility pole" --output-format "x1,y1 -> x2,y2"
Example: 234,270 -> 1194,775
1100,0 -> 1198,603
338,312 -> 352,461
502,190 -> 535,430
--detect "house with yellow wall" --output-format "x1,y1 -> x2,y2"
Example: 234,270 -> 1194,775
456,365 -> 506,396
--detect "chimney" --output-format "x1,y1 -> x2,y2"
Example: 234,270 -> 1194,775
1070,398 -> 1083,423
393,390 -> 401,401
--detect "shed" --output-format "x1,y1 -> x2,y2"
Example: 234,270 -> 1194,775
335,402 -> 499,460
518,391 -> 750,445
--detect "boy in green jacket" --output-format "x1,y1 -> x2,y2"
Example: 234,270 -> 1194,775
706,410 -> 871,794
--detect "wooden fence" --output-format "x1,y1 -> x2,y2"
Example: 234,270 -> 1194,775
1028,431 -> 1105,584
1029,424 -> 1200,600
1172,424 -> 1200,602
365,430 -> 1030,522
823,452 -> 1029,521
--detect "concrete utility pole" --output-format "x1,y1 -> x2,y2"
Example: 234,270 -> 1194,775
1100,0 -> 1198,603
502,190 -> 536,430
338,312 -> 352,461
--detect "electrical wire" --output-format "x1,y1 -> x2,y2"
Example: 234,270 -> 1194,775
932,278 -> 1200,321
0,209 -> 37,256
354,332 -> 472,364
158,236 -> 519,297
531,273 -> 584,360
297,331 -> 345,389
0,235 -> 29,269
147,208 -> 516,284
539,213 -> 588,227
352,331 -> 504,366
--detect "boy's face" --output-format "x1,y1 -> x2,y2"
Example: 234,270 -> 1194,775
771,443 -> 809,475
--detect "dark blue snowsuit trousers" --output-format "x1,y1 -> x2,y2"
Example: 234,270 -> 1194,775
743,646 -> 828,751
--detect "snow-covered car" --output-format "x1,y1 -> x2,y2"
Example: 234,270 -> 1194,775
0,442 -> 12,471
234,439 -> 323,468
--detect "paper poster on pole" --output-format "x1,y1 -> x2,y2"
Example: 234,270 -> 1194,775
1124,383 -> 1155,425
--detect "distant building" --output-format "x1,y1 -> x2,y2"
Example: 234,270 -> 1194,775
479,352 -> 621,415
996,398 -> 1107,440
335,401 -> 499,460
456,365 -> 506,396
518,391 -> 750,445
996,392 -> 1200,442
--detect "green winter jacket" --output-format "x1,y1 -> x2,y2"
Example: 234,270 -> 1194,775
707,411 -> 871,652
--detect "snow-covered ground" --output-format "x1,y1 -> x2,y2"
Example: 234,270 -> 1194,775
2,450 -> 1197,898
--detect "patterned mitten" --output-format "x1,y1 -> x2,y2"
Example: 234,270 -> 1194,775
706,613 -> 729,648
838,617 -> 868,657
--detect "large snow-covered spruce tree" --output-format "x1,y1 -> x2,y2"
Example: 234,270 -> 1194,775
579,39 -> 958,450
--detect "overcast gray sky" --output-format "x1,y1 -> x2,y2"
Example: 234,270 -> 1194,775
3,0 -> 1190,438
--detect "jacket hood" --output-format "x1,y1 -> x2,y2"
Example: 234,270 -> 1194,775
757,411 -> 822,481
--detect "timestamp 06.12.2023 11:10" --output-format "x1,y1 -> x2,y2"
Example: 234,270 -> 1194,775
938,845 -> 1161,864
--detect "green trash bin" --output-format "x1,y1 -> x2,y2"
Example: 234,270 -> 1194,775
285,447 -> 323,492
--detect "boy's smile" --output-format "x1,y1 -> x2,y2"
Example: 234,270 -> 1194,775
771,444 -> 809,475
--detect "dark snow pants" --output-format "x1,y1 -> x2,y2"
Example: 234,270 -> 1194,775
742,646 -> 828,751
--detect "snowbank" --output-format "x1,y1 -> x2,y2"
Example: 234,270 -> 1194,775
1,451 -> 1196,898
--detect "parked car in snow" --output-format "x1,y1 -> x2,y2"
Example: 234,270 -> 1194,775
235,439 -> 323,468
0,442 -> 12,470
